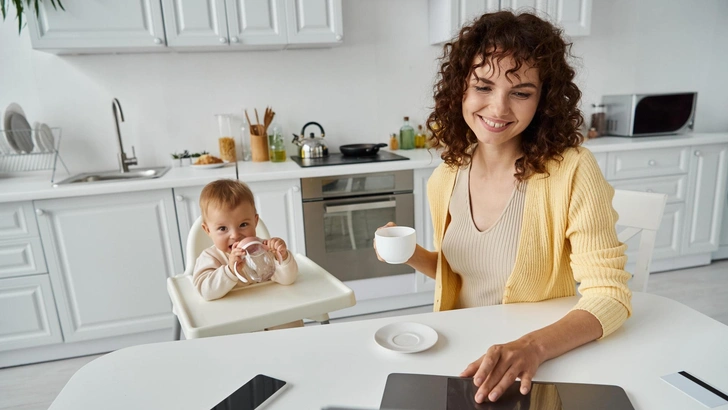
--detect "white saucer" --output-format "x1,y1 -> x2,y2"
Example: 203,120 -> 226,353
374,322 -> 438,353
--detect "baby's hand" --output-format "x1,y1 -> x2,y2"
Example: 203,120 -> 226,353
265,237 -> 288,262
228,242 -> 245,274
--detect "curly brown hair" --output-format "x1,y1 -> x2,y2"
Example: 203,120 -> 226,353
427,11 -> 584,180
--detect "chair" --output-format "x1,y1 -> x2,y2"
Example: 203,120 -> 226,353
611,189 -> 668,292
169,216 -> 356,339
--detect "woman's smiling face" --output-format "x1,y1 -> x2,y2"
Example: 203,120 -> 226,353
462,55 -> 542,148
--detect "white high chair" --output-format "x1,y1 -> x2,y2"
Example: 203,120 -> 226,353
168,216 -> 356,339
612,189 -> 668,292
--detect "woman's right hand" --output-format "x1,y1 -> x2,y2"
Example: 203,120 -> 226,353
373,221 -> 397,262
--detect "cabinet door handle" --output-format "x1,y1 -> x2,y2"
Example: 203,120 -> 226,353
648,159 -> 656,166
175,195 -> 185,202
219,37 -> 228,44
694,150 -> 702,157
335,34 -> 342,41
35,209 -> 45,216
230,36 -> 239,43
153,37 -> 163,45
292,186 -> 300,192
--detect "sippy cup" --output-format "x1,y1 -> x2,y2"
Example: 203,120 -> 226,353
233,237 -> 282,283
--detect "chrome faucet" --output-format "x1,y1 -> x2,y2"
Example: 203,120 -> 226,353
112,98 -> 137,173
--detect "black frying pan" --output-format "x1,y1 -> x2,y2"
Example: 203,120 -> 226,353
340,143 -> 388,157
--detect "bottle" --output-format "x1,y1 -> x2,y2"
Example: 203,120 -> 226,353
268,123 -> 287,163
415,125 -> 426,148
399,116 -> 415,150
389,133 -> 399,150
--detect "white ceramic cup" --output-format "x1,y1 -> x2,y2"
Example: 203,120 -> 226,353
375,226 -> 416,264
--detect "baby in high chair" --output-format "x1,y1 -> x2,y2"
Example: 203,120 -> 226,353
193,179 -> 302,329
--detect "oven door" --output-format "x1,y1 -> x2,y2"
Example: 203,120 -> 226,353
303,193 -> 415,282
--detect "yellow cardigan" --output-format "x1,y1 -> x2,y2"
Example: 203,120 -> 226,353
427,147 -> 632,338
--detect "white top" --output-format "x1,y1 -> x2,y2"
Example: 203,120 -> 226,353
50,292 -> 728,410
442,167 -> 525,308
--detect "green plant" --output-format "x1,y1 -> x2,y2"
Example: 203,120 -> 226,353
1,0 -> 64,34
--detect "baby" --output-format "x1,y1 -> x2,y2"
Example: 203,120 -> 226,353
193,179 -> 299,309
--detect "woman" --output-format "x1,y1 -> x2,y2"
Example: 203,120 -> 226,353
376,11 -> 631,404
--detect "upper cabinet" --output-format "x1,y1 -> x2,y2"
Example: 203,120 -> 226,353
429,0 -> 500,45
429,0 -> 592,45
27,0 -> 342,54
26,0 -> 167,53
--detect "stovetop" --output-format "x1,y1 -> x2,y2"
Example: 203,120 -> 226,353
291,152 -> 410,167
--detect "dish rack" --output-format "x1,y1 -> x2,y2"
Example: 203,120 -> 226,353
0,127 -> 69,183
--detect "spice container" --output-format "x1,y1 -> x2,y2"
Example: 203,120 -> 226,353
415,125 -> 426,148
590,104 -> 606,137
216,114 -> 236,162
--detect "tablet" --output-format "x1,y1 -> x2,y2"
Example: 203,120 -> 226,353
380,373 -> 635,410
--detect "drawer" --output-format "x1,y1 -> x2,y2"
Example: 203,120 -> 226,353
592,152 -> 607,177
0,202 -> 39,239
607,147 -> 689,180
0,274 -> 63,352
0,237 -> 48,278
610,175 -> 687,204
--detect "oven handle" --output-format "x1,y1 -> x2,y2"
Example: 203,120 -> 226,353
325,200 -> 397,214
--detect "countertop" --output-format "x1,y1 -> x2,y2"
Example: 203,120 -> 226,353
2,132 -> 727,203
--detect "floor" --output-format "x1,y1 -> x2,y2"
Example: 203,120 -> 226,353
1,259 -> 726,410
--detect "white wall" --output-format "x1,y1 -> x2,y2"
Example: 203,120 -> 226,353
1,0 -> 727,175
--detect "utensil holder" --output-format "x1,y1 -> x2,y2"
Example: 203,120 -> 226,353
250,133 -> 270,162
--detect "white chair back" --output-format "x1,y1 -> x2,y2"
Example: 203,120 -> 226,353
612,189 -> 668,292
183,216 -> 271,275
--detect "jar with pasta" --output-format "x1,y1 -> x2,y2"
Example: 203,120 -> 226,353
216,114 -> 236,162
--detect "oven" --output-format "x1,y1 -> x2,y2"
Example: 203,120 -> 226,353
301,170 -> 415,282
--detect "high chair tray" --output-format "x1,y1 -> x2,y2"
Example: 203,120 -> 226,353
167,254 -> 356,339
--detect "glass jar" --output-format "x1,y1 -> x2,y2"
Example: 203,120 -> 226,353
268,123 -> 287,163
399,116 -> 415,150
239,117 -> 252,162
590,104 -> 606,137
216,114 -> 236,162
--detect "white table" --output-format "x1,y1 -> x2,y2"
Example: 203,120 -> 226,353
49,293 -> 728,410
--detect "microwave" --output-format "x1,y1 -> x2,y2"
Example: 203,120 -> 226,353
602,92 -> 697,137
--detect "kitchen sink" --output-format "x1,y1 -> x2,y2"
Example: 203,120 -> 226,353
53,166 -> 170,187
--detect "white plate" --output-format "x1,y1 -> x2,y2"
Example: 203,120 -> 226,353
8,112 -> 34,153
37,123 -> 55,152
2,103 -> 27,154
190,162 -> 226,169
374,322 -> 438,353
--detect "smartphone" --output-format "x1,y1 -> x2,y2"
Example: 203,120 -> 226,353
210,374 -> 288,410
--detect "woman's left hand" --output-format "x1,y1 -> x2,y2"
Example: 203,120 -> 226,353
460,337 -> 545,403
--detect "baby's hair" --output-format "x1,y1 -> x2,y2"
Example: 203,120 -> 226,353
199,179 -> 256,222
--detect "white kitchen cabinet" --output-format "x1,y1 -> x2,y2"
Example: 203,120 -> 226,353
429,0 -> 500,45
26,0 -> 168,54
713,191 -> 728,260
173,179 -> 305,264
0,202 -> 47,279
34,190 -> 183,343
682,144 -> 728,255
163,0 -> 289,50
284,0 -> 343,47
500,0 -> 592,36
429,0 -> 591,45
162,0 -> 230,49
0,275 -> 62,352
414,167 -> 437,292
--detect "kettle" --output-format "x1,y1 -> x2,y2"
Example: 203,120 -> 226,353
292,121 -> 329,159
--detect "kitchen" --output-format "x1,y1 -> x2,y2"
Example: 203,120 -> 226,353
1,0 -> 728,409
